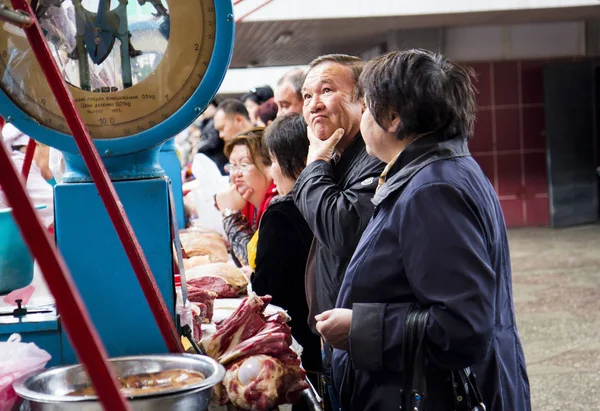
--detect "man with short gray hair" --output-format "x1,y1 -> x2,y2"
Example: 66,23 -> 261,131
275,68 -> 304,116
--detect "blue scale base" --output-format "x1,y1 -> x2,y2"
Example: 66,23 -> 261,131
160,139 -> 185,229
54,177 -> 176,364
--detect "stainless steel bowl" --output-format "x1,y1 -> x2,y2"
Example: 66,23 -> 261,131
13,354 -> 225,411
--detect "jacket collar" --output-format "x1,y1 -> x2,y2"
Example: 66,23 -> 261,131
372,134 -> 470,206
333,131 -> 364,168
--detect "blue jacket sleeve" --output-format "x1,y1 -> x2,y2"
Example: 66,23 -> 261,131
291,159 -> 381,257
348,183 -> 495,372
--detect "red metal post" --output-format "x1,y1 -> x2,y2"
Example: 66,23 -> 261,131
21,138 -> 36,181
9,0 -> 183,353
0,142 -> 130,410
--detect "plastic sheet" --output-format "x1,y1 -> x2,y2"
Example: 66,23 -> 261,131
189,153 -> 229,236
0,334 -> 51,410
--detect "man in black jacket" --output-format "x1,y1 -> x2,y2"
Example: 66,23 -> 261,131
196,99 -> 228,175
291,54 -> 384,409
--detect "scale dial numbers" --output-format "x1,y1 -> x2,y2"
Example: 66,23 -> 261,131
0,0 -> 217,139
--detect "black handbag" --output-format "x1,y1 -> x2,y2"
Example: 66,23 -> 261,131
402,304 -> 487,411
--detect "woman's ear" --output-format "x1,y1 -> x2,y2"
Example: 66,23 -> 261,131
387,114 -> 401,134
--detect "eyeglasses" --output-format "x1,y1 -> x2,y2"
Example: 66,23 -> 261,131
224,163 -> 253,175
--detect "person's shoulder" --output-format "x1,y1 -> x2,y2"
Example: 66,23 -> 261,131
263,198 -> 311,235
403,156 -> 491,203
270,197 -> 310,220
265,196 -> 298,217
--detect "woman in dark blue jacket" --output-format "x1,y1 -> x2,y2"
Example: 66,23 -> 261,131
315,49 -> 531,411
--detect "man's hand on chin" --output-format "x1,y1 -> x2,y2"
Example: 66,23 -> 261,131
306,127 -> 344,165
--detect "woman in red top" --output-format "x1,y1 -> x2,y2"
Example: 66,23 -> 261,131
219,128 -> 277,266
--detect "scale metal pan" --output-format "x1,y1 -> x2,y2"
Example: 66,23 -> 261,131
0,0 -> 234,157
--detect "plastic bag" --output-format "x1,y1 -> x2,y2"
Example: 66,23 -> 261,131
190,153 -> 229,198
189,154 -> 229,236
0,334 -> 51,410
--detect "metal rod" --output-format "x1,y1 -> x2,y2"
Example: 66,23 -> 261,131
0,134 -> 130,411
21,138 -> 36,181
0,3 -> 31,27
9,0 -> 183,352
235,0 -> 275,23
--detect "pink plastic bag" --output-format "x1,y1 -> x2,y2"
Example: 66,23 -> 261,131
0,334 -> 51,410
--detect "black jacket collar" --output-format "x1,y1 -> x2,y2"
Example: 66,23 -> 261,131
334,132 -> 365,168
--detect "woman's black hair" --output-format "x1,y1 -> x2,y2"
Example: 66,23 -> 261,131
264,113 -> 309,180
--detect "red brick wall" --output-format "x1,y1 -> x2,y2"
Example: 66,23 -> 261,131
464,60 -> 549,227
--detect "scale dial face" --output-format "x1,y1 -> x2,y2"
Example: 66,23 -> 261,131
0,0 -> 222,140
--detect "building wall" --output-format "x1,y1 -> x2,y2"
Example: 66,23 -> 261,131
465,59 -> 550,227
218,65 -> 306,94
444,22 -> 585,60
239,0 -> 599,21
396,22 -> 585,227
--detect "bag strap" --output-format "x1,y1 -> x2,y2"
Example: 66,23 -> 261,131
403,305 -> 487,411
402,304 -> 429,411
452,368 -> 486,411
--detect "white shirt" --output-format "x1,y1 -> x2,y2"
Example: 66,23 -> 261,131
0,149 -> 54,227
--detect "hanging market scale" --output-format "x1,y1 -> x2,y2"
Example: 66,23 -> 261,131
0,0 -> 234,364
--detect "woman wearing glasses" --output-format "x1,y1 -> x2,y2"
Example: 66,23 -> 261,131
218,117 -> 321,379
220,127 -> 277,267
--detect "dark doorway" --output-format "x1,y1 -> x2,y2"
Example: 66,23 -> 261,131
596,64 -> 600,219
544,59 -> 599,228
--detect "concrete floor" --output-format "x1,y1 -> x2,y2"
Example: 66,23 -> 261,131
510,224 -> 600,411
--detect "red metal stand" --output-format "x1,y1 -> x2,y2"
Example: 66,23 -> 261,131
0,141 -> 130,410
9,0 -> 182,354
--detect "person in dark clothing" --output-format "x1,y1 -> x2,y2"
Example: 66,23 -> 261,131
196,99 -> 228,175
213,98 -> 253,143
242,85 -> 274,125
256,98 -> 278,126
316,49 -> 531,411
292,54 -> 385,409
253,113 -> 321,375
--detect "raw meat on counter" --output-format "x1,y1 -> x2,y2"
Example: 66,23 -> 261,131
224,355 -> 308,411
188,286 -> 217,324
179,229 -> 228,263
187,263 -> 248,298
202,294 -> 308,410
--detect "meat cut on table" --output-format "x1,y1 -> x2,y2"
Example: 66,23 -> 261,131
184,255 -> 212,269
187,263 -> 248,298
179,230 -> 229,263
188,286 -> 217,323
202,294 -> 308,411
